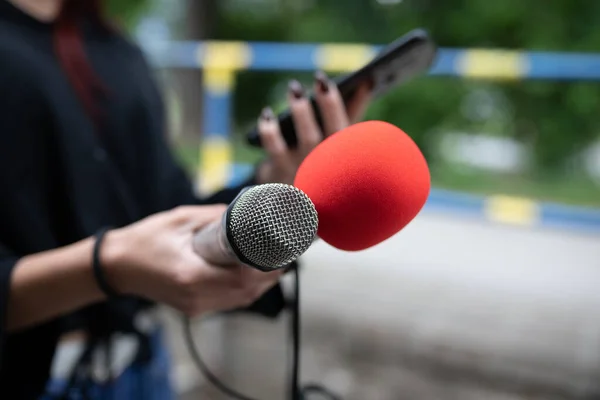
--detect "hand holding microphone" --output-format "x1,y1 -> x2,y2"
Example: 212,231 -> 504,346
97,204 -> 294,317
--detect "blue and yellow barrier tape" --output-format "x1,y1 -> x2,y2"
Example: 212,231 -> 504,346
151,40 -> 600,80
196,42 -> 252,194
427,188 -> 600,234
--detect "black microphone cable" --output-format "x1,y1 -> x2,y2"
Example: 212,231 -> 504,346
183,264 -> 343,400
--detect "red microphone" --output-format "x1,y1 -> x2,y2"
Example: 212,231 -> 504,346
294,120 -> 430,251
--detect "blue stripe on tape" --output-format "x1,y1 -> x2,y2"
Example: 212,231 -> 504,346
540,203 -> 600,233
202,91 -> 230,140
429,48 -> 462,76
249,42 -> 320,71
228,163 -> 255,187
424,189 -> 486,217
527,52 -> 600,80
156,41 -> 201,68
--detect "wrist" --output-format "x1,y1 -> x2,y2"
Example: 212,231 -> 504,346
99,228 -> 131,296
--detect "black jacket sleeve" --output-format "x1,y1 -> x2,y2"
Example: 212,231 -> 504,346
0,54 -> 61,378
0,244 -> 19,367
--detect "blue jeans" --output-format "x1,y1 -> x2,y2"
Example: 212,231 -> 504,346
41,328 -> 175,400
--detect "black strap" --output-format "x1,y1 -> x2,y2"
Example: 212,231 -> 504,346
92,227 -> 120,298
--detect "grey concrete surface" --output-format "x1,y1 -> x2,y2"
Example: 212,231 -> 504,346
169,211 -> 600,399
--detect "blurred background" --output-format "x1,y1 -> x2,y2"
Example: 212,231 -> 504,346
114,0 -> 600,398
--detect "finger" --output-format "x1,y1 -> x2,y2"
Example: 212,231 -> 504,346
288,80 -> 321,152
346,82 -> 372,124
253,267 -> 285,283
239,269 -> 284,304
313,71 -> 350,136
257,107 -> 288,170
233,264 -> 283,282
185,264 -> 285,315
192,261 -> 242,287
255,277 -> 283,298
171,204 -> 227,231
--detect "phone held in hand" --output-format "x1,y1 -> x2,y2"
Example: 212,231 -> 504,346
246,29 -> 438,149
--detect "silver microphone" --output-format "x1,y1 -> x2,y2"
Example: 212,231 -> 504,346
192,183 -> 319,271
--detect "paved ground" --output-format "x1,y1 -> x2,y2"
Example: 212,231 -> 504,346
167,210 -> 600,399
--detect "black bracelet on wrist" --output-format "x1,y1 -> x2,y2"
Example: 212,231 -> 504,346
92,227 -> 120,298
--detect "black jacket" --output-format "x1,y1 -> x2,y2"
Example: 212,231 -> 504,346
0,2 -> 285,398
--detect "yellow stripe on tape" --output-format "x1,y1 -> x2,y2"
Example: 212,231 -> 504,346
314,44 -> 376,73
203,69 -> 235,95
458,49 -> 528,80
197,138 -> 232,195
198,41 -> 252,70
485,195 -> 539,227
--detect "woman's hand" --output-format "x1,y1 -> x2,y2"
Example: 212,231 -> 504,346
103,205 -> 283,317
256,71 -> 372,185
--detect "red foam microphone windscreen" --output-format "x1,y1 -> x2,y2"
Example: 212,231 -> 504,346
294,120 -> 430,251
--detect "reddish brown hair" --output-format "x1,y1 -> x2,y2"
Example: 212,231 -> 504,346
53,0 -> 108,122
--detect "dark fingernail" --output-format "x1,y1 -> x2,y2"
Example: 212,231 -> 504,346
288,80 -> 304,99
315,71 -> 329,93
261,107 -> 274,121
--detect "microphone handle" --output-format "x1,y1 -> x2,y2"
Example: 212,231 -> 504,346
192,216 -> 238,266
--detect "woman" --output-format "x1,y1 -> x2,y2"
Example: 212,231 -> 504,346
0,0 -> 371,399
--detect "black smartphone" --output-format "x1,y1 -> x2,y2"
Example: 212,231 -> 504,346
246,28 -> 438,149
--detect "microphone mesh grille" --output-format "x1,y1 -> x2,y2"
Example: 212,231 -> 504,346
228,184 -> 318,271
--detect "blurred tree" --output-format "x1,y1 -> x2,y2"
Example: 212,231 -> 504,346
105,0 -> 150,27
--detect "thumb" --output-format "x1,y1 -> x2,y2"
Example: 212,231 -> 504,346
347,83 -> 372,123
170,204 -> 228,231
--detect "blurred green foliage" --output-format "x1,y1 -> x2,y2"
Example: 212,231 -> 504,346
105,0 -> 149,28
